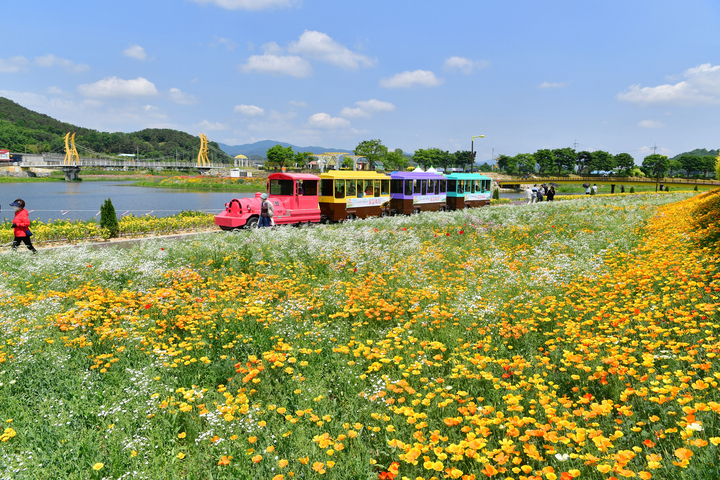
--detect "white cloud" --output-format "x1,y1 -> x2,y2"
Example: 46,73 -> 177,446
168,87 -> 198,105
617,63 -> 720,106
538,81 -> 569,89
340,99 -> 395,118
288,100 -> 307,107
0,56 -> 29,73
34,54 -> 90,73
288,30 -> 376,69
638,119 -> 666,128
123,45 -> 148,61
78,77 -> 159,98
443,56 -> 489,74
234,104 -> 265,116
46,86 -> 64,95
261,41 -> 284,55
307,112 -> 350,129
209,36 -> 238,51
241,54 -> 312,77
197,119 -> 230,131
189,0 -> 298,10
380,70 -> 444,88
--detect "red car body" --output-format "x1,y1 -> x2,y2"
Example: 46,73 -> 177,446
215,172 -> 322,229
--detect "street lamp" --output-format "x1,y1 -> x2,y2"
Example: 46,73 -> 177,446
471,135 -> 484,172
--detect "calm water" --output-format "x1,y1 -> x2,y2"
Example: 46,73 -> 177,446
0,181 -> 255,222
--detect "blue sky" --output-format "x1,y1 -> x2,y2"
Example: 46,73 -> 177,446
2,0 -> 720,162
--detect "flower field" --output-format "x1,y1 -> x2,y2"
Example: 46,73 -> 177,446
0,211 -> 216,246
1,190 -> 719,480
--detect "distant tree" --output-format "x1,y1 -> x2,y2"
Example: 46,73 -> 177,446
453,150 -> 474,171
515,153 -> 536,174
700,155 -> 717,177
477,162 -> 492,172
100,198 -> 119,239
496,154 -> 517,174
552,148 -> 576,174
412,148 -> 447,170
715,155 -> 720,179
679,155 -> 703,175
591,150 -> 615,172
533,149 -> 554,174
265,144 -> 294,169
576,151 -> 593,174
294,151 -> 313,168
667,158 -> 682,176
384,148 -> 409,171
614,153 -> 635,175
354,139 -> 388,169
642,154 -> 670,177
342,157 -> 354,168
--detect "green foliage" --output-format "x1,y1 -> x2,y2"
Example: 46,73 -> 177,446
630,186 -> 635,193
496,154 -> 517,174
552,147 -> 576,173
716,156 -> 720,179
534,149 -> 554,174
492,186 -> 500,200
453,150 -> 473,170
265,145 -> 294,168
477,162 -> 492,172
412,148 -> 450,170
100,198 -> 119,239
642,154 -> 670,177
695,184 -> 699,191
294,151 -> 313,167
614,153 -> 635,174
354,139 -> 388,169
515,153 -> 536,174
383,148 -> 410,171
576,151 -> 593,174
670,148 -> 719,160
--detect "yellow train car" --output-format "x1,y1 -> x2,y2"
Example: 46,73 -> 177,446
318,170 -> 391,221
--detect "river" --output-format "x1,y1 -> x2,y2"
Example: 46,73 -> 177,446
0,181 -> 255,222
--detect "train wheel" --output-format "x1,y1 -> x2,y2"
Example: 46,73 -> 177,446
439,206 -> 446,212
346,214 -> 356,221
381,210 -> 388,217
245,217 -> 259,229
413,208 -> 421,214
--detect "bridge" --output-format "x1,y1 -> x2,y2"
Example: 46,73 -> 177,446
11,132 -> 233,180
497,175 -> 720,192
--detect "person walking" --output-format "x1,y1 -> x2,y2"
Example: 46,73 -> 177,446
592,183 -> 598,194
258,193 -> 274,228
547,186 -> 556,201
620,185 -> 625,193
531,185 -> 538,203
10,199 -> 37,253
525,186 -> 532,205
537,185 -> 544,202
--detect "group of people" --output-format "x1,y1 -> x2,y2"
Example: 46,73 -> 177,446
526,184 -> 556,204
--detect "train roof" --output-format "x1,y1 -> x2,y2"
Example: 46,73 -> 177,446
444,172 -> 492,180
390,171 -> 446,180
319,170 -> 389,180
268,172 -> 320,181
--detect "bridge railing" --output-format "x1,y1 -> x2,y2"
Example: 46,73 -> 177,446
20,155 -> 229,169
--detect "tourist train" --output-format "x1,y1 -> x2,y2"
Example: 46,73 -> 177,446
214,169 -> 493,229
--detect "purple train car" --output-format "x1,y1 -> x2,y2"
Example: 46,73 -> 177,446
386,170 -> 448,215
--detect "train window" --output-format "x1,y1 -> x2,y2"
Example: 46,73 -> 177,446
381,179 -> 390,195
427,179 -> 435,194
421,180 -> 427,195
474,180 -> 482,193
321,179 -> 333,196
413,180 -> 421,194
270,179 -> 294,196
363,180 -> 374,197
347,180 -> 357,197
457,181 -> 465,194
439,180 -> 446,193
335,180 -> 345,199
404,180 -> 413,195
391,180 -> 404,194
484,180 -> 490,191
299,180 -> 318,196
374,180 -> 381,197
447,180 -> 457,193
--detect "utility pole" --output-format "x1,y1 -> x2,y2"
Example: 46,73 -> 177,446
573,139 -> 579,151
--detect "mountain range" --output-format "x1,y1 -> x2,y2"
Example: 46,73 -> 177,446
217,140 -> 352,158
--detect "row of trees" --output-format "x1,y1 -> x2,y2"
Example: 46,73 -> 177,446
496,148 -> 718,178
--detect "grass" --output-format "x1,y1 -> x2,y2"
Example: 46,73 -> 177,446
1,191 -> 719,479
132,176 -> 265,192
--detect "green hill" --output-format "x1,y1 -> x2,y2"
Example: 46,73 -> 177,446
0,97 -> 226,161
670,148 -> 719,160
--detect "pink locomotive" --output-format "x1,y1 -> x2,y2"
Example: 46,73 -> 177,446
215,172 -> 321,229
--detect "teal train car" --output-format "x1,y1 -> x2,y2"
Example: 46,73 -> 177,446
444,172 -> 492,210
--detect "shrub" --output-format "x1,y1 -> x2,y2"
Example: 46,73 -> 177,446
694,185 -> 699,191
492,187 -> 500,200
100,198 -> 119,239
630,186 -> 635,193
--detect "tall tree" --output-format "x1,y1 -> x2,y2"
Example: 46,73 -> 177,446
515,153 -> 536,174
552,148 -> 576,173
265,144 -> 294,168
576,151 -> 593,174
679,155 -> 702,175
496,154 -> 517,174
667,158 -> 682,176
534,149 -> 554,174
700,155 -> 717,177
294,151 -> 313,168
453,150 -> 474,171
354,139 -> 388,169
591,150 -> 615,172
614,153 -> 635,175
383,148 -> 409,171
642,154 -> 670,177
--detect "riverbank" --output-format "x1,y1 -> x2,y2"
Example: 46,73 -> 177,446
132,175 -> 266,192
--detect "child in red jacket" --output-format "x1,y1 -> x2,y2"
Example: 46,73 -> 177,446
10,199 -> 37,253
